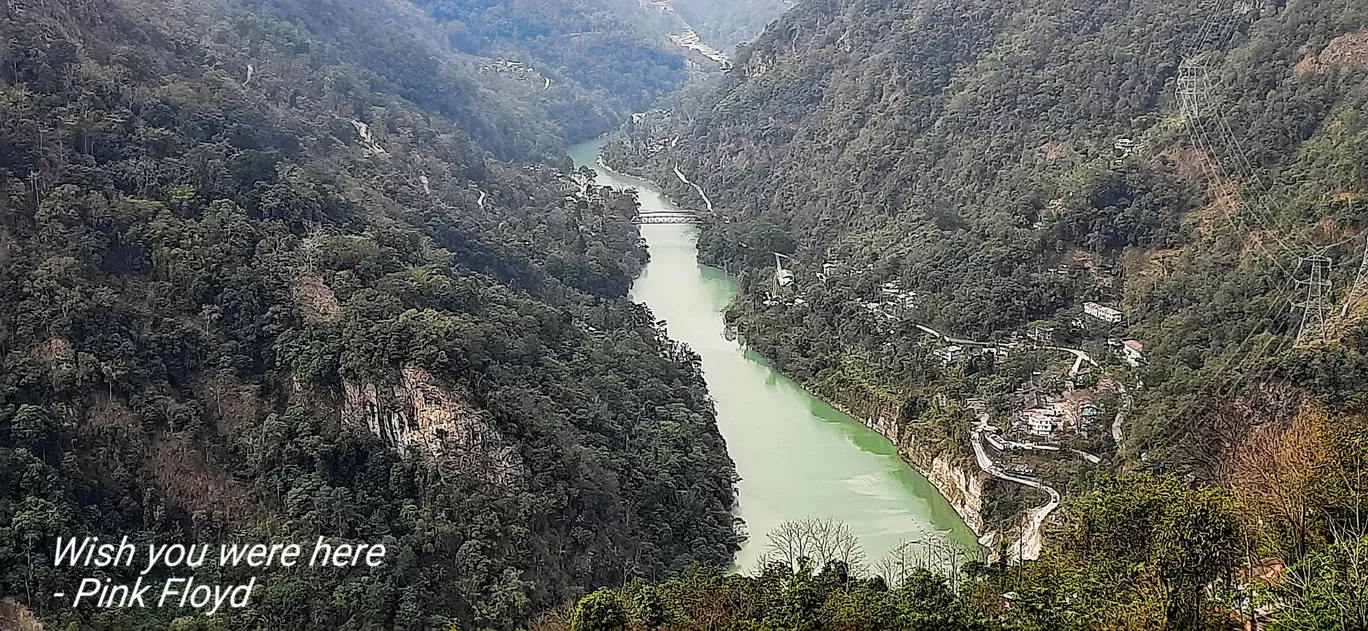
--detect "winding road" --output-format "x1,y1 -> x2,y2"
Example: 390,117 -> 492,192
969,415 -> 1062,561
910,320 -> 1114,561
1111,382 -> 1133,444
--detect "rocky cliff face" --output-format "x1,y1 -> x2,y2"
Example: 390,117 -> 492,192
342,365 -> 526,489
915,450 -> 986,535
836,404 -> 987,536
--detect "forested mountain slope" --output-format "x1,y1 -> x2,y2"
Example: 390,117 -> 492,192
668,0 -> 795,50
399,0 -> 797,145
587,0 -> 1368,626
0,0 -> 739,628
607,0 -> 1368,475
402,0 -> 794,144
402,0 -> 690,143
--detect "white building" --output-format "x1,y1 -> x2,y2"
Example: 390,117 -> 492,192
1083,302 -> 1124,324
1122,339 -> 1144,367
1017,394 -> 1066,437
1027,413 -> 1056,437
1026,325 -> 1055,346
935,345 -> 964,365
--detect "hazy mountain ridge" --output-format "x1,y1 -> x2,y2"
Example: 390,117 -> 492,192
667,0 -> 796,51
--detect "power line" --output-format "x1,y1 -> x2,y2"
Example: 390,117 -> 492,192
1342,234 -> 1368,318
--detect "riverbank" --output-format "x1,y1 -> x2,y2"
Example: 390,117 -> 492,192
569,137 -> 979,571
576,139 -> 1055,561
822,400 -> 988,535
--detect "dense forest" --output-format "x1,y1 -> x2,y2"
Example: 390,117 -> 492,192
0,0 -> 744,629
595,0 -> 1368,627
605,0 -> 1368,486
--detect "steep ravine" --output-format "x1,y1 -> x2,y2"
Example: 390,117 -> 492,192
592,138 -> 1053,561
577,137 -> 980,569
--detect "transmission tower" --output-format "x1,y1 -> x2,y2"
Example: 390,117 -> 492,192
1293,251 -> 1333,346
1177,58 -> 1210,119
1342,234 -> 1368,317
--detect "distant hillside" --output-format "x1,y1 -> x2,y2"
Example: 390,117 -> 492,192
398,0 -> 796,145
594,0 -> 1368,627
402,0 -> 769,144
607,0 -> 1368,473
0,0 -> 739,628
669,0 -> 795,50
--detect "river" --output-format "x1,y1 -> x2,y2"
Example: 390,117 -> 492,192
568,138 -> 977,572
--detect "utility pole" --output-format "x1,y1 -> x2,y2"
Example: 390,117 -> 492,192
1293,250 -> 1333,346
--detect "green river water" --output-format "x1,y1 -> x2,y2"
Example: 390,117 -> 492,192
568,139 -> 977,572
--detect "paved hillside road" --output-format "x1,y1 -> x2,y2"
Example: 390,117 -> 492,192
1111,383 -> 1133,444
913,323 -> 1101,370
913,323 -> 995,347
1020,485 -> 1061,561
968,414 -> 1060,561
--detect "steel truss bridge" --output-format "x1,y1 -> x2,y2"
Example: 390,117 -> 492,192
632,209 -> 704,225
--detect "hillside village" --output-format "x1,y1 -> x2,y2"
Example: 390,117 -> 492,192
747,254 -> 1150,532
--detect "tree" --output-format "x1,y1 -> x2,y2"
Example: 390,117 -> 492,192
1058,474 -> 1242,629
570,589 -> 628,631
757,518 -> 867,579
8,405 -> 56,451
1227,406 -> 1333,562
1274,535 -> 1368,631
631,584 -> 668,628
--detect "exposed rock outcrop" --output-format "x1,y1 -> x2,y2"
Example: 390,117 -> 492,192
836,404 -> 988,536
342,365 -> 525,490
918,451 -> 986,534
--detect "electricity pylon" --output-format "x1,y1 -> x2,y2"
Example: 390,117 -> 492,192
1177,58 -> 1210,119
1293,251 -> 1333,346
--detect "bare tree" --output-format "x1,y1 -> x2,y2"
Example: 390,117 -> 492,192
872,538 -> 984,592
1226,406 -> 1331,562
755,517 -> 867,578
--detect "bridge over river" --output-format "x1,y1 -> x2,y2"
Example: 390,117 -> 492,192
634,209 -> 704,225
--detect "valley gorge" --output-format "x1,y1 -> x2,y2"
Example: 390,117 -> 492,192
3,0 -> 1368,629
